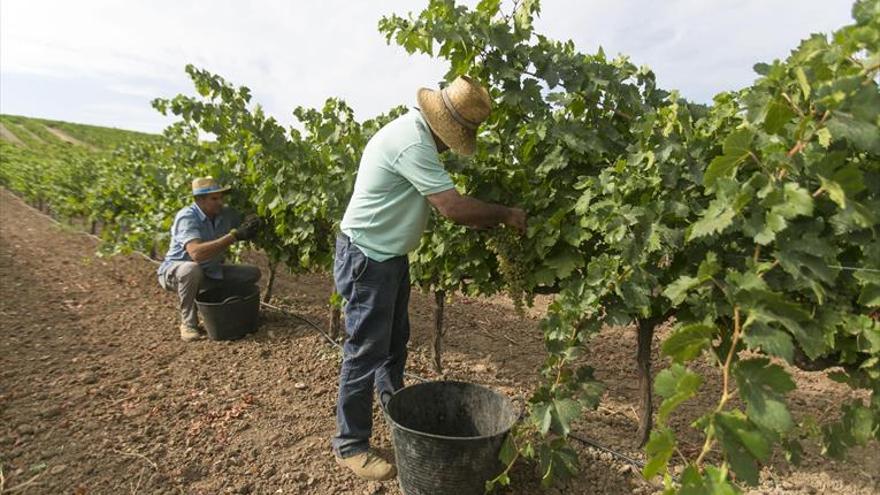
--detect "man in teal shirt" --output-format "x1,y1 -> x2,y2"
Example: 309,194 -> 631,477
333,76 -> 527,481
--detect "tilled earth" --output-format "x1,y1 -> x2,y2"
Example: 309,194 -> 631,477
1,187 -> 878,494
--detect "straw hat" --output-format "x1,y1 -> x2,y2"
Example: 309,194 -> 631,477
417,76 -> 492,156
191,176 -> 231,196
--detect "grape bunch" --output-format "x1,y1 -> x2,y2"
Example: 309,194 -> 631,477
487,227 -> 531,315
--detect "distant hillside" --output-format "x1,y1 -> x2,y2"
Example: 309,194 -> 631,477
0,114 -> 157,152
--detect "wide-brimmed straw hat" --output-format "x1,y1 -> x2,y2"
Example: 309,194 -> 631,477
417,76 -> 492,156
191,176 -> 231,196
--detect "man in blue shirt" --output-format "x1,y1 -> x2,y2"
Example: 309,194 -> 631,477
158,177 -> 262,341
333,76 -> 527,481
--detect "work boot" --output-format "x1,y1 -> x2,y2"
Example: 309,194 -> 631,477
336,451 -> 396,481
179,324 -> 205,342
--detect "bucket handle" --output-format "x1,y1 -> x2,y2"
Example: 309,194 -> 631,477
379,390 -> 394,413
220,295 -> 243,305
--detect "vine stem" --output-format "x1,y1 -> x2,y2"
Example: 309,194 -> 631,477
488,427 -> 523,488
263,260 -> 278,303
781,92 -> 804,118
786,109 -> 830,164
695,306 -> 742,467
785,140 -> 806,158
502,0 -> 522,24
553,322 -> 580,388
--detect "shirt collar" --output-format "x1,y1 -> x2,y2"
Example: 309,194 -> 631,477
192,203 -> 209,222
413,108 -> 440,154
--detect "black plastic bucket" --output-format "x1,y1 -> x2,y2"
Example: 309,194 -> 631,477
195,284 -> 260,340
383,381 -> 518,495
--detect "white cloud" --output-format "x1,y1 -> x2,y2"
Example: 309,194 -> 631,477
80,101 -> 171,131
0,0 -> 857,132
533,0 -> 854,100
106,83 -> 165,99
1,0 -> 453,128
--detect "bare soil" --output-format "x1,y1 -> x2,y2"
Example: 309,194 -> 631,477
8,124 -> 47,145
0,124 -> 24,146
1,188 -> 878,494
42,127 -> 95,150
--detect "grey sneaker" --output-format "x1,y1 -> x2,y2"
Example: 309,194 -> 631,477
179,324 -> 205,342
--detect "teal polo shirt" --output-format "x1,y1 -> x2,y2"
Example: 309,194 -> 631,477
340,110 -> 455,261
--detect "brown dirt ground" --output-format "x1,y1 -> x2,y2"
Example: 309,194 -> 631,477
42,127 -> 95,150
0,124 -> 25,146
9,124 -> 47,145
1,187 -> 878,495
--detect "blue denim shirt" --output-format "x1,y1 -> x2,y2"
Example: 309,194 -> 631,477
158,203 -> 237,279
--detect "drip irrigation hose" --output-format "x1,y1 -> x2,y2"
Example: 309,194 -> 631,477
569,433 -> 645,469
260,301 -> 427,383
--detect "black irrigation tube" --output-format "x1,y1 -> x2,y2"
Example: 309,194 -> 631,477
10,190 -> 649,475
569,433 -> 646,469
260,301 -> 428,384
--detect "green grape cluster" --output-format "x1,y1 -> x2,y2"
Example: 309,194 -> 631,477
487,227 -> 530,315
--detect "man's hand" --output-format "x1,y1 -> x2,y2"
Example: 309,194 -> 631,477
232,215 -> 262,242
504,207 -> 527,234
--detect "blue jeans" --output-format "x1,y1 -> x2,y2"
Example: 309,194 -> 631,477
331,234 -> 411,458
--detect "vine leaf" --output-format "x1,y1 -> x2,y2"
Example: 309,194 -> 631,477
734,358 -> 795,433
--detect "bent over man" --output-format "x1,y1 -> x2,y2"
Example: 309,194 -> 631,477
158,177 -> 262,341
333,77 -> 527,481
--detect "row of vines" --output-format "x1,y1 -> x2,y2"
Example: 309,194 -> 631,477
1,1 -> 878,493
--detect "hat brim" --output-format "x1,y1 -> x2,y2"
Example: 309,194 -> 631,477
417,88 -> 477,156
193,185 -> 231,196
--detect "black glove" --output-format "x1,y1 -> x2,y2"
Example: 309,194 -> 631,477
232,215 -> 261,241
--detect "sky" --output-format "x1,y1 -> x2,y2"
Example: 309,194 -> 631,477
0,0 -> 856,134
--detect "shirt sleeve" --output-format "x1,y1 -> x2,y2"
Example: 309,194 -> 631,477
174,212 -> 202,247
395,142 -> 456,196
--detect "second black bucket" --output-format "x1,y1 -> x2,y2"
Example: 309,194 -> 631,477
383,381 -> 518,495
195,283 -> 260,340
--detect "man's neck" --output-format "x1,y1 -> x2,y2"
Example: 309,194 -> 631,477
194,202 -> 216,220
430,129 -> 449,153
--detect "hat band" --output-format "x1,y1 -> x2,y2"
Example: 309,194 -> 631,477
193,186 -> 221,195
441,88 -> 479,131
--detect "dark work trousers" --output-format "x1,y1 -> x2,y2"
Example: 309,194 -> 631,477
331,233 -> 411,458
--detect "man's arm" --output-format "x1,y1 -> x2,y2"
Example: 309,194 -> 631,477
427,188 -> 527,232
185,234 -> 236,263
